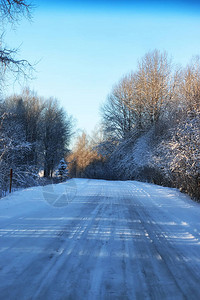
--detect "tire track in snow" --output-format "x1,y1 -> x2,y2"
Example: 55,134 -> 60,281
32,188 -> 108,299
0,179 -> 200,299
126,181 -> 200,299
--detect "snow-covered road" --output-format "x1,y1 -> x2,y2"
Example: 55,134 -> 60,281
0,179 -> 200,299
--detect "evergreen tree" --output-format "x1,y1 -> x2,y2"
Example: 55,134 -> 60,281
57,159 -> 68,181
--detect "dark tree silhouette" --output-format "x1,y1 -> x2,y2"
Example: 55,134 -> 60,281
0,0 -> 33,80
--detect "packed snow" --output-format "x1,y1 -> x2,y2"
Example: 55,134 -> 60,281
0,179 -> 200,299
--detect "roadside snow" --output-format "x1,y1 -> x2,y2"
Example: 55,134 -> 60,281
0,179 -> 200,299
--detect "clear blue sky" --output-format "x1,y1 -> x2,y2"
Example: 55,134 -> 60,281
4,0 -> 200,134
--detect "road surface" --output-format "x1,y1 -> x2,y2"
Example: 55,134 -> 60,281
0,179 -> 200,299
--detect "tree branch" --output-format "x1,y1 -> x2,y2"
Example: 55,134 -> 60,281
0,0 -> 32,22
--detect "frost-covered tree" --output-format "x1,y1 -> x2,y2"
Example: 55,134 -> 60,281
97,51 -> 200,200
0,108 -> 34,193
5,89 -> 44,167
57,158 -> 68,181
0,91 -> 74,194
166,114 -> 200,198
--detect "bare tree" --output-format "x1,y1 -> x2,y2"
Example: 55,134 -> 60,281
101,74 -> 136,140
0,0 -> 31,22
0,0 -> 33,82
68,132 -> 102,177
0,45 -> 32,78
101,50 -> 176,142
179,56 -> 200,113
135,50 -> 175,126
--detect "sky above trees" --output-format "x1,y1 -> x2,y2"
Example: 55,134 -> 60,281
4,0 -> 200,133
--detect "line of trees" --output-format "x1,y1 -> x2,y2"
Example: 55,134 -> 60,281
101,50 -> 179,139
0,89 -> 73,195
68,50 -> 200,200
1,2 -> 199,200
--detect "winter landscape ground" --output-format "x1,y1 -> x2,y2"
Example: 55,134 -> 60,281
0,179 -> 200,299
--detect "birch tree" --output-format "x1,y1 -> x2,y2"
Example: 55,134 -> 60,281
179,56 -> 200,113
135,50 -> 175,126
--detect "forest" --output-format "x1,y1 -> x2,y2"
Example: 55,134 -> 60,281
69,50 -> 200,201
0,89 -> 73,196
